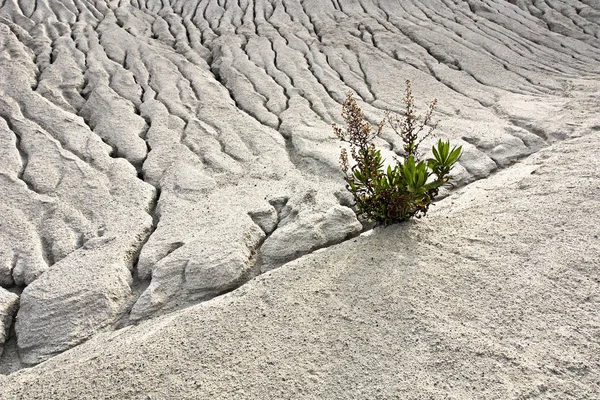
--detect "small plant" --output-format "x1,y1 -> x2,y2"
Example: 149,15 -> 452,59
333,80 -> 462,225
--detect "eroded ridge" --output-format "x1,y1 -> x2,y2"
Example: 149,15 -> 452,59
0,0 -> 599,368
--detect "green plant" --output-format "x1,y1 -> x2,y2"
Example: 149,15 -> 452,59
333,80 -> 462,225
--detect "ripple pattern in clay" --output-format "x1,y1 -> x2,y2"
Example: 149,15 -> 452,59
0,0 -> 599,366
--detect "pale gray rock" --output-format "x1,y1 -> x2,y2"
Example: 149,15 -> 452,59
453,141 -> 498,180
78,84 -> 148,169
461,130 -> 533,167
259,191 -> 363,271
0,204 -> 48,287
0,0 -> 599,370
0,288 -> 18,358
1,132 -> 598,399
248,204 -> 279,235
130,214 -> 265,320
0,118 -> 22,180
0,8 -> 157,363
16,240 -> 136,365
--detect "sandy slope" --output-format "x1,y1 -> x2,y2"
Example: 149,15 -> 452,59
1,131 -> 598,398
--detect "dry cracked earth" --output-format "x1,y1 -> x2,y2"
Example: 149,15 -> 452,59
0,0 -> 599,398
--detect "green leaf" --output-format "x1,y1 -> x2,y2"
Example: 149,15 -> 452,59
424,181 -> 442,190
335,88 -> 462,225
440,140 -> 450,159
427,158 -> 437,170
432,145 -> 440,162
447,145 -> 463,165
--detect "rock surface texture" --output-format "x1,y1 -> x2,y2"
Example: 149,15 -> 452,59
0,288 -> 19,358
1,124 -> 599,400
0,0 -> 598,397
